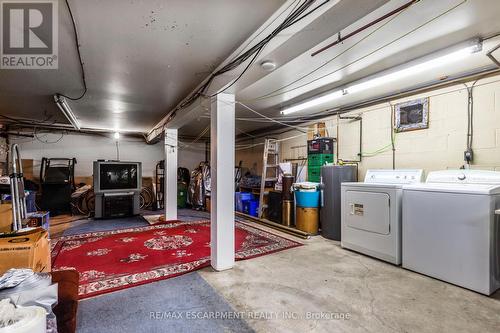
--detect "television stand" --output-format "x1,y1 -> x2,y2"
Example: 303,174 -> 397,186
94,192 -> 140,219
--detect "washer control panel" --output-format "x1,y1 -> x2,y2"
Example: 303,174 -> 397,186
426,170 -> 500,184
364,169 -> 424,184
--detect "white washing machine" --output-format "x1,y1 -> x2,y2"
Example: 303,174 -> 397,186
403,170 -> 500,295
341,169 -> 423,265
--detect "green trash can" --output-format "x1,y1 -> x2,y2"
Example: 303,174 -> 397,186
177,182 -> 188,208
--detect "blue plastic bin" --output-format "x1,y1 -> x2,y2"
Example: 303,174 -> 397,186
295,191 -> 320,208
249,200 -> 259,217
238,192 -> 253,212
235,192 -> 241,211
4,191 -> 37,212
242,199 -> 251,214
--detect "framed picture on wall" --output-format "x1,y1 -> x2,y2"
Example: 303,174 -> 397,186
394,98 -> 429,132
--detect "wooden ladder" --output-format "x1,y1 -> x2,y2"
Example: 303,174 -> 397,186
258,138 -> 279,219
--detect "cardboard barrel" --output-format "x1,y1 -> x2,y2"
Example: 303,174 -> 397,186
295,207 -> 319,234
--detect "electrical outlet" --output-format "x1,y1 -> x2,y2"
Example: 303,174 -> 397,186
464,149 -> 474,163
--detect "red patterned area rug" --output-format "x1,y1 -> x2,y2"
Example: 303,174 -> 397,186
51,220 -> 302,299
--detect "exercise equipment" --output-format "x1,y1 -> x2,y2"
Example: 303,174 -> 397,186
40,158 -> 76,214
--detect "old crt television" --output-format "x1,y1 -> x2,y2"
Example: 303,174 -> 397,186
93,161 -> 141,193
93,161 -> 142,218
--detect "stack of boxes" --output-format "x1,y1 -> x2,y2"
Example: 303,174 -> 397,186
307,138 -> 335,182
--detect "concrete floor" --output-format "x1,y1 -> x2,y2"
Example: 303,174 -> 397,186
58,210 -> 500,332
198,223 -> 500,333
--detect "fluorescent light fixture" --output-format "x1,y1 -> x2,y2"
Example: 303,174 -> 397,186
53,94 -> 81,130
346,44 -> 480,94
280,40 -> 482,115
281,90 -> 344,115
114,132 -> 120,140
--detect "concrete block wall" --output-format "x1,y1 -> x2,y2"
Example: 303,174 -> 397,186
271,74 -> 500,180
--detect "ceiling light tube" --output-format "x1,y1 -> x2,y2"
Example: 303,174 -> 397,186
54,94 -> 81,130
281,39 -> 482,115
281,89 -> 344,115
347,43 -> 481,94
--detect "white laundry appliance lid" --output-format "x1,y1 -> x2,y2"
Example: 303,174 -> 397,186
403,170 -> 500,195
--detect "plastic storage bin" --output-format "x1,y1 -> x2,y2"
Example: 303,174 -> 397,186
177,182 -> 188,208
308,154 -> 334,166
295,191 -> 320,208
238,192 -> 253,212
249,200 -> 259,217
308,166 -> 322,182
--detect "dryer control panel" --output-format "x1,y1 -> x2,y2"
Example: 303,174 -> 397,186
364,169 -> 424,184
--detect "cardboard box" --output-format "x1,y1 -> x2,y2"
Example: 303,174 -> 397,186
0,228 -> 51,274
21,159 -> 34,180
307,122 -> 327,140
0,203 -> 13,233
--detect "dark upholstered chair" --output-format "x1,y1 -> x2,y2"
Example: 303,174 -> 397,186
51,270 -> 79,333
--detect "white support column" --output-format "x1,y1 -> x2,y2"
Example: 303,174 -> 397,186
164,128 -> 178,221
210,93 -> 235,271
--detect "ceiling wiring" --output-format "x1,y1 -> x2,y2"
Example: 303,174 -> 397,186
237,101 -> 308,132
34,129 -> 65,144
248,0 -> 468,102
21,0 -> 492,151
235,117 -> 309,123
213,0 -> 332,97
212,46 -> 265,97
237,127 -> 258,139
161,75 -> 500,149
225,0 -> 302,64
311,0 -> 421,57
149,0 -> 331,135
178,0 -> 322,108
249,0 -> 409,101
57,0 -> 88,101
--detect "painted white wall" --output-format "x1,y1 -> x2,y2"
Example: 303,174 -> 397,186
10,132 -> 163,179
236,74 -> 500,179
10,132 -> 208,181
178,142 -> 207,171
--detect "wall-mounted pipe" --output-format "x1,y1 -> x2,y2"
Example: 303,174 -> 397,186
337,115 -> 362,163
236,66 -> 500,141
